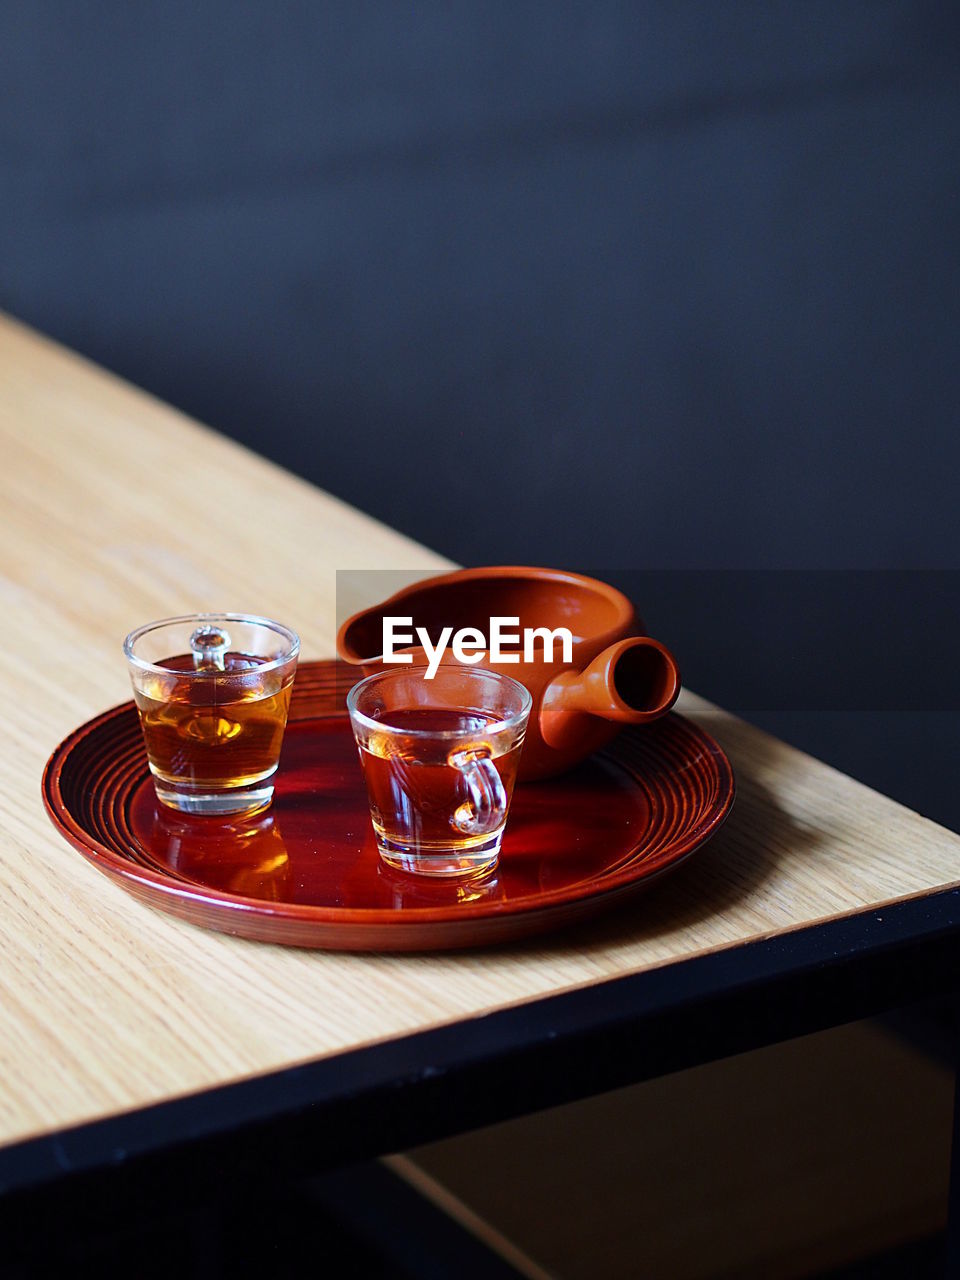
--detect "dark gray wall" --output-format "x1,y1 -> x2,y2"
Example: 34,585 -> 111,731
2,4 -> 958,823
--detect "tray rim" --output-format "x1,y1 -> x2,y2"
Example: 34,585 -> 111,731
41,661 -> 736,941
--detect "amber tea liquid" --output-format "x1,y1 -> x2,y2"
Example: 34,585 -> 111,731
356,707 -> 522,877
132,652 -> 295,815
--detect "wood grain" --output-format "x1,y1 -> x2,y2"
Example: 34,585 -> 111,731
2,311 -> 960,1153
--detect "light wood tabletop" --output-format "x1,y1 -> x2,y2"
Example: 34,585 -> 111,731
2,311 -> 959,1163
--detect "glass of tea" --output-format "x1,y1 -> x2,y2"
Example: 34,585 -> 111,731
347,666 -> 532,878
124,613 -> 299,817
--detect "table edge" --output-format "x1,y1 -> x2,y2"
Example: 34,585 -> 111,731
3,884 -> 960,1209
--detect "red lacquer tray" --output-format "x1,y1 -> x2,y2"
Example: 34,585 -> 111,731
42,661 -> 735,951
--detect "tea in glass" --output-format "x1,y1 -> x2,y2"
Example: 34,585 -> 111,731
124,614 -> 299,816
348,666 -> 531,877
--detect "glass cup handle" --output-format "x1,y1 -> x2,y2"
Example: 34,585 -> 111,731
448,747 -> 506,836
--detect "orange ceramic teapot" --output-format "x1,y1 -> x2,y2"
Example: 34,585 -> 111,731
336,567 -> 680,780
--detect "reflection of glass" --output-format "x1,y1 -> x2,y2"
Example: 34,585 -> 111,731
348,666 -> 531,878
124,613 -> 299,817
153,806 -> 291,901
376,862 -> 505,909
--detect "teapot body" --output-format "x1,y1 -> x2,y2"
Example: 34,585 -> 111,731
337,567 -> 679,779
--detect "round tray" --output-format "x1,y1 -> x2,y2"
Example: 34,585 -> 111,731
42,661 -> 735,950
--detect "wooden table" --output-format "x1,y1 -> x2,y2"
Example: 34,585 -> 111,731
2,312 -> 960,1240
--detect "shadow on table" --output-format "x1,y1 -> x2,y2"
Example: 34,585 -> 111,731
495,711 -> 831,960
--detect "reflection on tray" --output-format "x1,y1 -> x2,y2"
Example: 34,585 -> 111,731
151,807 -> 292,900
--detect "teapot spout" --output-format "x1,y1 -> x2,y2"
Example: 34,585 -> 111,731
539,637 -> 680,752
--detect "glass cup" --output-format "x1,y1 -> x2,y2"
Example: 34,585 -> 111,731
124,613 -> 299,816
347,665 -> 532,878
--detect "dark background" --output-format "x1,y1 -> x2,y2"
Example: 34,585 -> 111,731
2,3 -> 958,825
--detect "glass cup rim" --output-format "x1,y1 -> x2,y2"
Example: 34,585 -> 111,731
123,612 -> 300,680
346,665 -> 533,740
